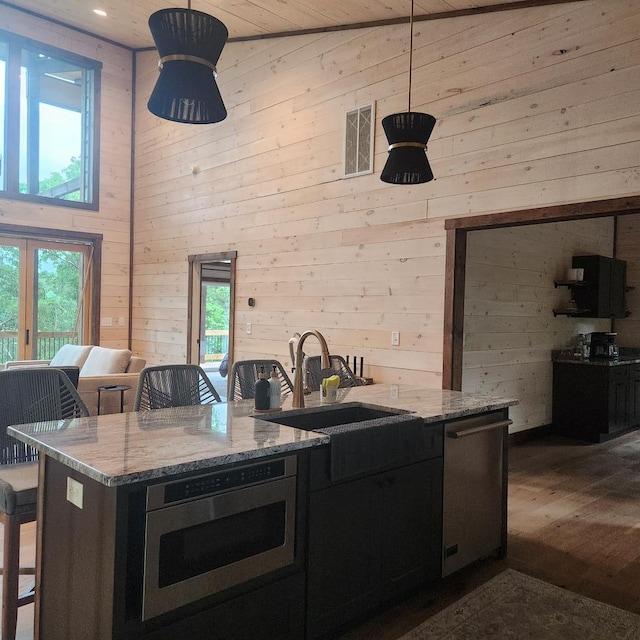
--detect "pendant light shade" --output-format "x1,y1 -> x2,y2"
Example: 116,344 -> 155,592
380,0 -> 436,184
148,8 -> 228,124
380,112 -> 436,184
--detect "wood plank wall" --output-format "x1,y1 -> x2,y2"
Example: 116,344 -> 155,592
0,5 -> 133,349
132,0 -> 640,390
463,218 -> 613,434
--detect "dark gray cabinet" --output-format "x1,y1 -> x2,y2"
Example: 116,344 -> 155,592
628,366 -> 640,427
305,424 -> 443,640
553,361 -> 640,442
571,255 -> 628,318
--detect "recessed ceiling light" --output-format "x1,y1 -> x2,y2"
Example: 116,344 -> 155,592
93,9 -> 107,17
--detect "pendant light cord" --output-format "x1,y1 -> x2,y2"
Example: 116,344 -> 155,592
407,0 -> 414,113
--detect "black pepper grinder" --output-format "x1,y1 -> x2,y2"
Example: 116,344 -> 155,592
254,366 -> 270,411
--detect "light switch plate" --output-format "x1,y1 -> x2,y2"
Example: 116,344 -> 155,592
66,477 -> 84,509
391,331 -> 400,346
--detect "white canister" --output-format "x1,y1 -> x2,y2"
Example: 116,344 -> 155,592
566,267 -> 584,281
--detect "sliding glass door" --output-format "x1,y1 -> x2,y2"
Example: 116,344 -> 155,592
0,236 -> 92,364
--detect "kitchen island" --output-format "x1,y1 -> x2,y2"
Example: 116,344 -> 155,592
9,384 -> 517,640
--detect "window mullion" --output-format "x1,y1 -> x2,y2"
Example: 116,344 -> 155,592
5,36 -> 21,192
26,52 -> 41,195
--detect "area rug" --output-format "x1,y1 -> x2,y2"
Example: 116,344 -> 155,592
399,569 -> 640,639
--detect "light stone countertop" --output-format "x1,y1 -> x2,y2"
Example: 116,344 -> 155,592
552,347 -> 640,367
552,355 -> 640,366
8,384 -> 518,487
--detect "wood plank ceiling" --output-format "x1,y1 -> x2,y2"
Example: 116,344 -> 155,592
9,0 -> 585,49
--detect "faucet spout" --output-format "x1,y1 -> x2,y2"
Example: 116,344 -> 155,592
292,330 -> 330,408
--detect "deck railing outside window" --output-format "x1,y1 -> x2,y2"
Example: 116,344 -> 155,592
203,330 -> 228,363
0,331 -> 77,364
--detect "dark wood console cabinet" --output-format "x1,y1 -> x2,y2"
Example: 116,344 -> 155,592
553,361 -> 640,442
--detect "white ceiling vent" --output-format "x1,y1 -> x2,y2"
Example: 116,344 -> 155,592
344,102 -> 375,178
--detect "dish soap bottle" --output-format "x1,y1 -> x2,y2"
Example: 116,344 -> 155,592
268,365 -> 281,410
254,366 -> 270,410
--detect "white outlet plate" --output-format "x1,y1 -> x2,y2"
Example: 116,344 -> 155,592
66,477 -> 84,509
246,322 -> 252,335
391,331 -> 400,346
118,317 -> 125,327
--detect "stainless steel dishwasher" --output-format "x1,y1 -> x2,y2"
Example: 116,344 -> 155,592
442,411 -> 512,577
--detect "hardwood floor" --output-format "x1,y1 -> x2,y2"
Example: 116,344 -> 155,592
5,431 -> 640,639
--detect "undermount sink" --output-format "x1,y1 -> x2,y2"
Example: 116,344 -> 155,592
256,402 -> 408,432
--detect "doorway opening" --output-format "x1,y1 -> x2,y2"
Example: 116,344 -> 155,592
188,251 -> 237,402
442,196 -> 640,393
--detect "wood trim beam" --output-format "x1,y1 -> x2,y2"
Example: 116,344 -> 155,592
444,196 -> 640,231
188,251 -> 238,263
227,0 -> 589,43
443,228 -> 467,391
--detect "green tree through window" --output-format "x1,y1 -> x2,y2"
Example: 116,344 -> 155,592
0,239 -> 89,363
0,245 -> 19,360
19,157 -> 81,202
36,249 -> 83,341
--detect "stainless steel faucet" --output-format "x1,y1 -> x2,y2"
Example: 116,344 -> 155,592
292,330 -> 330,408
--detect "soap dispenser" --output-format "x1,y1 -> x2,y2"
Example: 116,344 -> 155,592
268,365 -> 282,410
254,366 -> 270,411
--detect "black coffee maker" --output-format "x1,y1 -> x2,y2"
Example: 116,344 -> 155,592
589,332 -> 619,359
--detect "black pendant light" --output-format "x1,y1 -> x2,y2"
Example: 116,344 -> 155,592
148,2 -> 228,124
380,0 -> 436,184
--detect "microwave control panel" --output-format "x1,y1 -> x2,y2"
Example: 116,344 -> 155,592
146,455 -> 297,511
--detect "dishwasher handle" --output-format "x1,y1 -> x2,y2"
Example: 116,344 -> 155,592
446,419 -> 512,439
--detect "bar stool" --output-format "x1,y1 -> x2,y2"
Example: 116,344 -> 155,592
0,368 -> 88,640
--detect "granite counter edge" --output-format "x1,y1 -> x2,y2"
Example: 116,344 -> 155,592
8,395 -> 518,486
7,427 -> 331,487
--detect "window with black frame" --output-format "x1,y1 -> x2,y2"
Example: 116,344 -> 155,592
0,32 -> 101,209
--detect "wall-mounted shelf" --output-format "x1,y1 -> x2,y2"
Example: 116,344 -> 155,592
553,308 -> 591,317
553,280 -> 592,288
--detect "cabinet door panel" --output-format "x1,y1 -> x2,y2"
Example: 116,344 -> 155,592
141,572 -> 306,640
609,368 -> 630,433
609,259 -> 627,318
627,366 -> 640,428
307,477 -> 380,639
553,363 -> 609,440
381,458 -> 442,597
